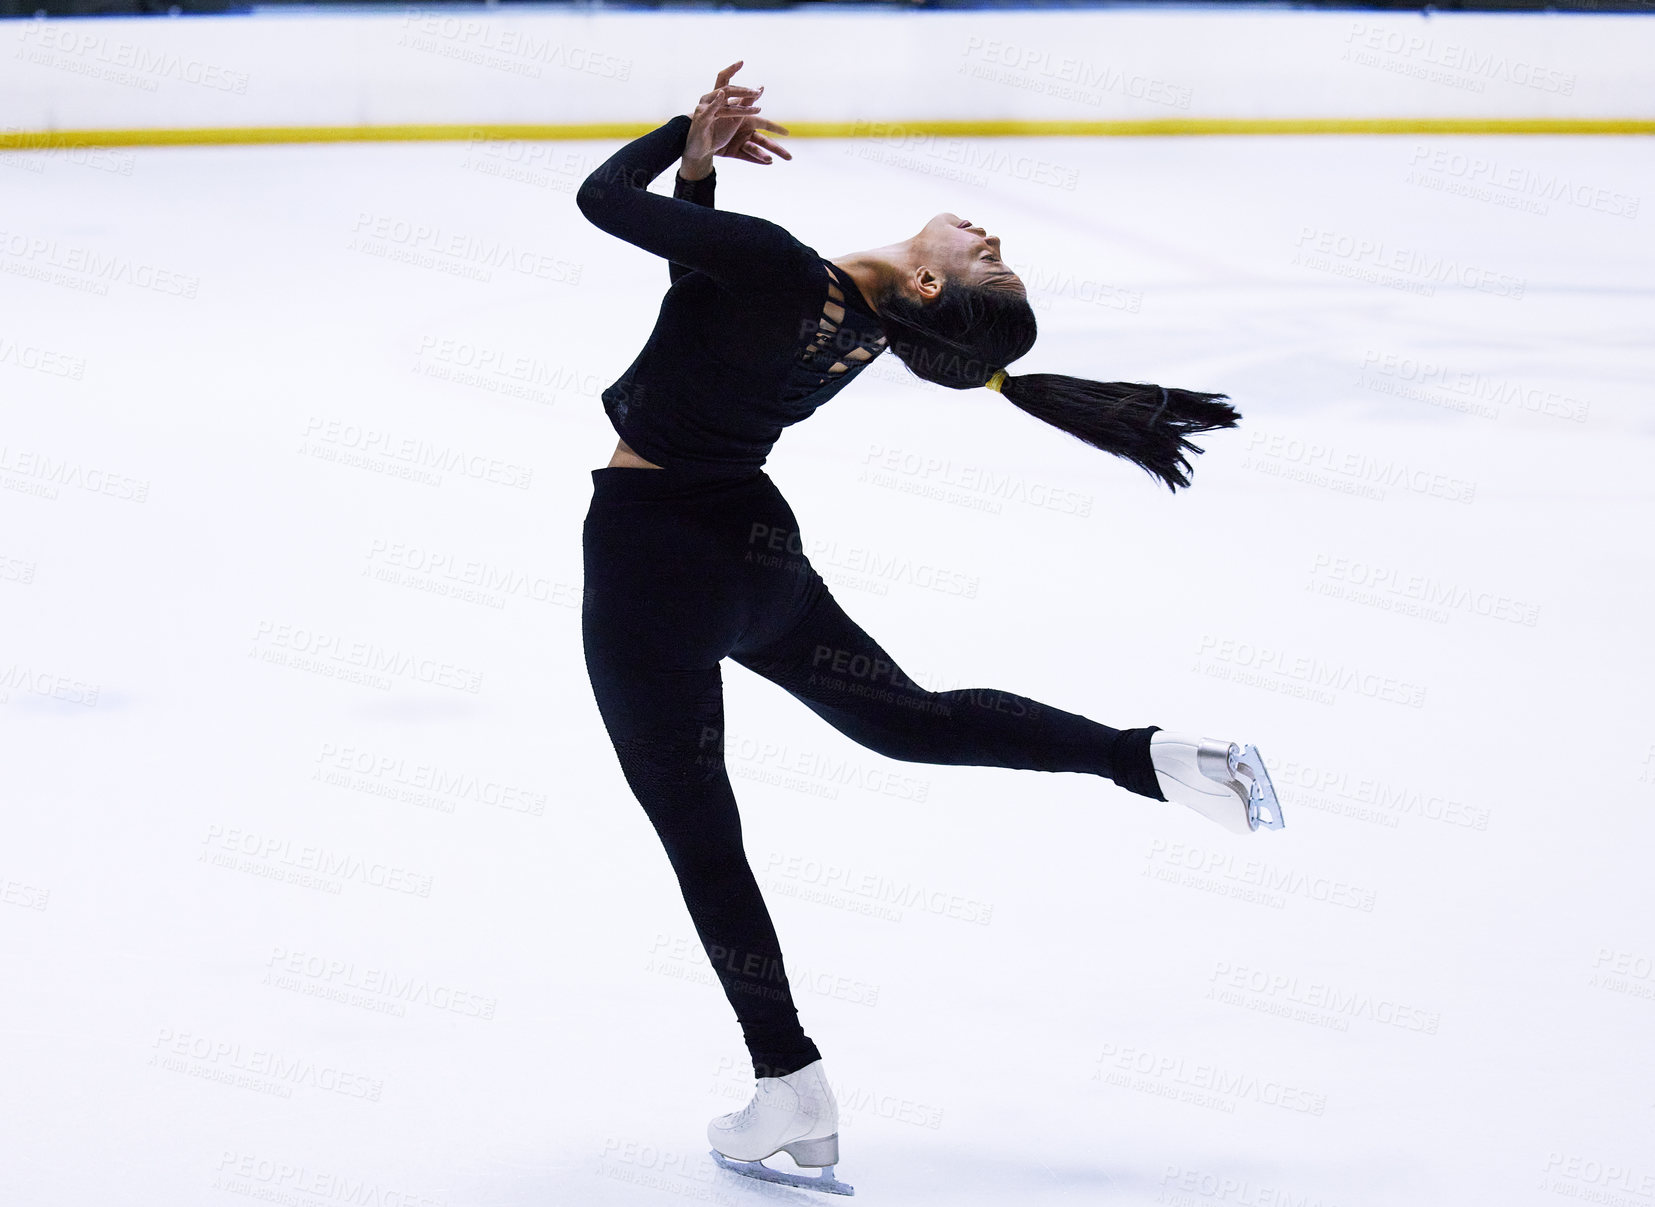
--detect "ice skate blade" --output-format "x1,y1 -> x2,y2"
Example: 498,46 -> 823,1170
711,1150 -> 855,1196
1230,744 -> 1285,832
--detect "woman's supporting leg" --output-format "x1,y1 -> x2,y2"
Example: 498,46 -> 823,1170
582,468 -> 824,1079
582,650 -> 823,1077
732,581 -> 1166,801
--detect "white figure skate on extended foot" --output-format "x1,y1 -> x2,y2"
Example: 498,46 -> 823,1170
708,1059 -> 853,1196
1151,731 -> 1286,835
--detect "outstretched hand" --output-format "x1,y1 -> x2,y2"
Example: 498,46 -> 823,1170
684,61 -> 792,168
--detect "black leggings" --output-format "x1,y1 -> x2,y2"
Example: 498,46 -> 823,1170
581,465 -> 1164,1078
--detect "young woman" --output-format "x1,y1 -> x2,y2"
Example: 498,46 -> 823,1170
575,63 -> 1284,1194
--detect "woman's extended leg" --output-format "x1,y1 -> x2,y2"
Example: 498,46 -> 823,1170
731,579 -> 1166,801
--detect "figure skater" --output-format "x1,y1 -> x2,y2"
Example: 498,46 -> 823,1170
575,61 -> 1284,1196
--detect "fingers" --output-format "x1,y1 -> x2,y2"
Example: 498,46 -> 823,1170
732,132 -> 778,165
696,84 -> 763,118
698,88 -> 759,109
691,69 -> 785,164
702,83 -> 762,102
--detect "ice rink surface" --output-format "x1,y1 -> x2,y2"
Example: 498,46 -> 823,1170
3,130 -> 1653,1206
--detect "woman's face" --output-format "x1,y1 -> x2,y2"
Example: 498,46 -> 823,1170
912,212 -> 1025,295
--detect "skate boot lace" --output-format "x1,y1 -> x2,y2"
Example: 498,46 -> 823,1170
725,1087 -> 765,1129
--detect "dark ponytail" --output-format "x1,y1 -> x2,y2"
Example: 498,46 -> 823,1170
878,281 -> 1239,493
998,374 -> 1238,492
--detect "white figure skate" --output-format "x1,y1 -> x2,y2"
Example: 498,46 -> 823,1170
708,1059 -> 853,1196
1151,732 -> 1285,835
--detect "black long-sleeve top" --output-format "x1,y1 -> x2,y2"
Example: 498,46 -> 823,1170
575,114 -> 889,473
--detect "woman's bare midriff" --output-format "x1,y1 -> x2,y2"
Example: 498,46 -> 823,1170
607,439 -> 663,469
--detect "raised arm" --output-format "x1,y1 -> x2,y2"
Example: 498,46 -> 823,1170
576,115 -> 810,294
668,162 -> 717,286
575,66 -> 804,295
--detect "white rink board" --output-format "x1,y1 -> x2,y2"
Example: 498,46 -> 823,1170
1,7 -> 1653,132
2,122 -> 1653,1206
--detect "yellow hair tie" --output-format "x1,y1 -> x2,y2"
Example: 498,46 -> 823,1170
985,369 -> 1008,393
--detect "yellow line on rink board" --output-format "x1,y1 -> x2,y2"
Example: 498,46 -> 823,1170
2,117 -> 1652,150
